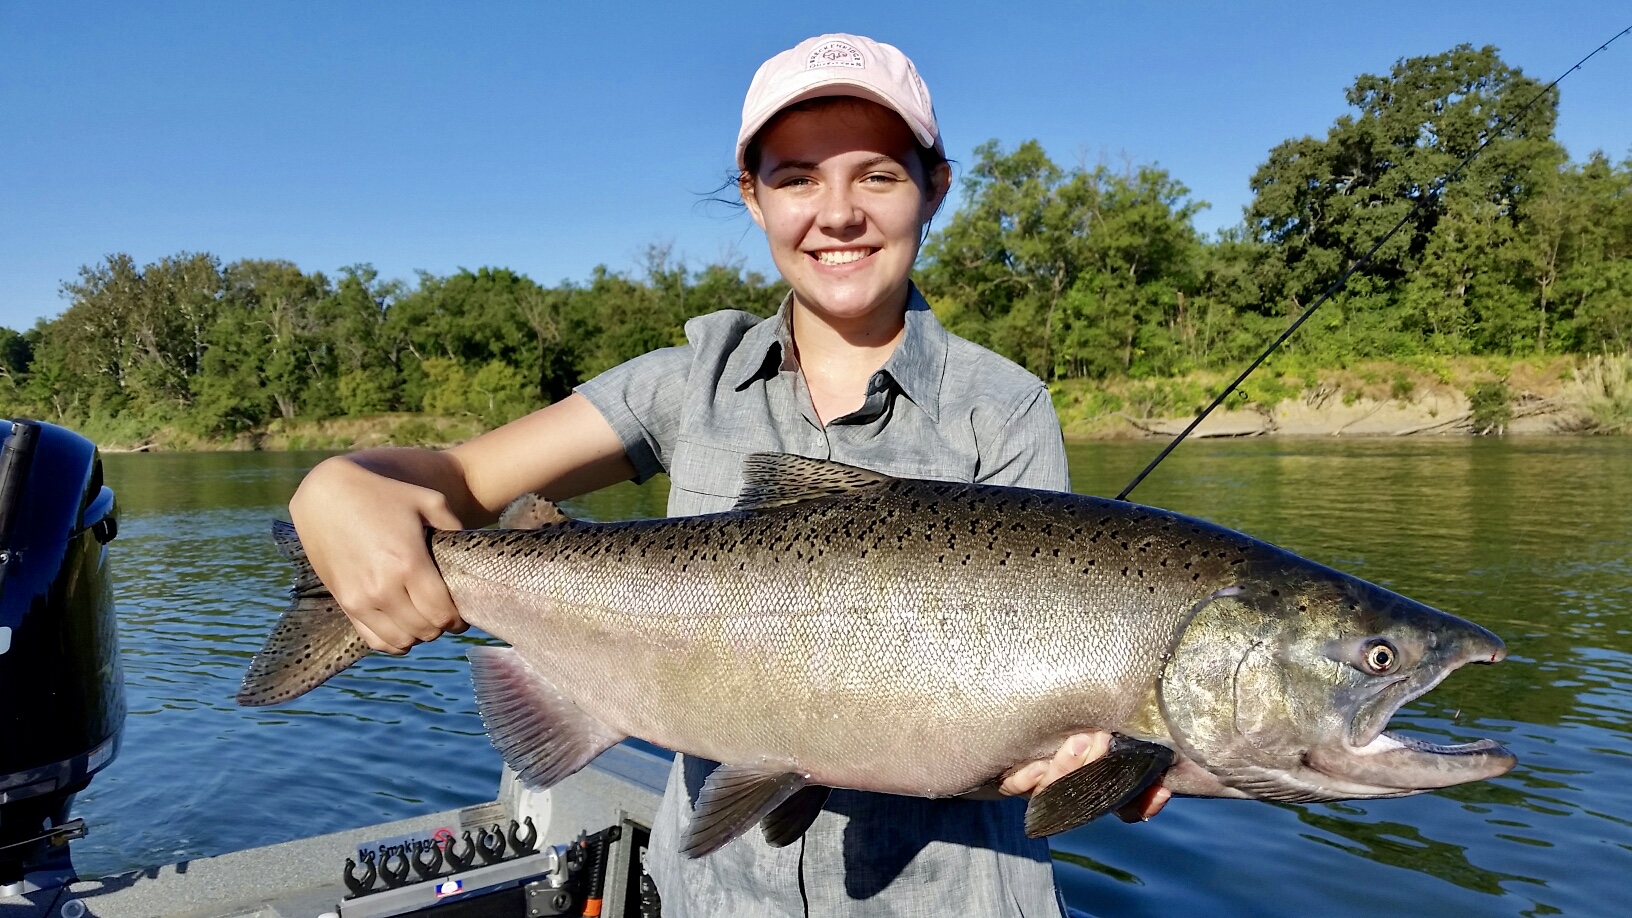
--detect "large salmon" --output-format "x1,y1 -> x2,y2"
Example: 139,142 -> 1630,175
238,454 -> 1515,856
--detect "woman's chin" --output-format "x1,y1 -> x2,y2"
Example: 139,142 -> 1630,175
789,275 -> 909,323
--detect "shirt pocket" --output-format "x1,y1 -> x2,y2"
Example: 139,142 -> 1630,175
668,437 -> 766,503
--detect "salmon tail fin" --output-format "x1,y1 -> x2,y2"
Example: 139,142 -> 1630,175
235,520 -> 370,707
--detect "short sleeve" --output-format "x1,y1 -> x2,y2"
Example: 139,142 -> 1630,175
976,386 -> 1071,491
574,345 -> 692,484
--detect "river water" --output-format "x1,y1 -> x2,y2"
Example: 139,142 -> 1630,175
69,438 -> 1631,917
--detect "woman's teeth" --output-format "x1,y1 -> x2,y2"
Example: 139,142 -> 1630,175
814,249 -> 873,266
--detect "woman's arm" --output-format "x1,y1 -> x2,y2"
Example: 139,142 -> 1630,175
288,394 -> 635,654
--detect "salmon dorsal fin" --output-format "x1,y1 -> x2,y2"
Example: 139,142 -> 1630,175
734,453 -> 893,511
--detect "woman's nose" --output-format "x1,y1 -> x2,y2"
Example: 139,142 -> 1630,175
815,182 -> 863,234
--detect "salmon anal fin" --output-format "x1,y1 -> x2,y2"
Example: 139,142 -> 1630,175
468,646 -> 624,789
759,784 -> 831,848
681,765 -> 807,858
734,453 -> 892,512
1023,737 -> 1175,838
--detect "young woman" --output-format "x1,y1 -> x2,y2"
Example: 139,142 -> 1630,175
290,33 -> 1164,917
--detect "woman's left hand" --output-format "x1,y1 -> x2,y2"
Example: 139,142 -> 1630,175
998,732 -> 1171,822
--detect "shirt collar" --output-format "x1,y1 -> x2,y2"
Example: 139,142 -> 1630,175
727,285 -> 949,422
725,298 -> 795,391
878,286 -> 947,422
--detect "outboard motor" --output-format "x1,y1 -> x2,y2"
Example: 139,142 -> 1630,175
0,419 -> 122,894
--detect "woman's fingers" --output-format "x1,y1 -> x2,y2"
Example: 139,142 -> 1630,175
998,732 -> 1113,797
348,617 -> 395,655
997,733 -> 1171,824
404,564 -> 466,637
1040,732 -> 1111,790
416,491 -> 466,532
998,760 -> 1051,797
1116,785 -> 1172,823
346,602 -> 421,655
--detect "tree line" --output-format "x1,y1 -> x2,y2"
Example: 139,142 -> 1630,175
2,44 -> 1628,439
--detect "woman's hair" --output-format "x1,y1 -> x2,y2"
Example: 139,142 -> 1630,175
736,96 -> 948,193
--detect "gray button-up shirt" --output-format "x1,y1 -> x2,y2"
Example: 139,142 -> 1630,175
578,286 -> 1070,918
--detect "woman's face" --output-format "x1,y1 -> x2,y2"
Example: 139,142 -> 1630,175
742,99 -> 949,326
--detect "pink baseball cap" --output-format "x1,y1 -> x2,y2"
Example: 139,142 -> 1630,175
736,33 -> 943,171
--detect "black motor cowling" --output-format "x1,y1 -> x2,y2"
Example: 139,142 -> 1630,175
0,419 -> 122,885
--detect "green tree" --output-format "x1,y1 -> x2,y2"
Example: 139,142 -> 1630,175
921,141 -> 1213,379
1246,44 -> 1563,358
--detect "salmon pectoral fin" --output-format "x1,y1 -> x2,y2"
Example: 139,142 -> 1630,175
468,645 -> 624,790
236,521 -> 369,707
760,785 -> 832,848
681,766 -> 808,858
1023,737 -> 1176,838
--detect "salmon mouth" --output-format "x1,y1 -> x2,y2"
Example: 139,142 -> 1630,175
1312,649 -> 1516,793
1310,726 -> 1516,794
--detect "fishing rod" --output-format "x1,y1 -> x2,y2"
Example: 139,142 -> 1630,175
1115,23 -> 1632,502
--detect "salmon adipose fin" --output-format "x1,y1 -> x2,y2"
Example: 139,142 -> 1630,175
1023,737 -> 1175,838
498,491 -> 571,529
236,520 -> 370,706
681,765 -> 810,858
468,645 -> 625,789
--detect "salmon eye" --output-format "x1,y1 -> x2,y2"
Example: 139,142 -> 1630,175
1363,640 -> 1398,674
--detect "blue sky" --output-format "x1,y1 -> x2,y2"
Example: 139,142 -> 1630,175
2,1 -> 1628,330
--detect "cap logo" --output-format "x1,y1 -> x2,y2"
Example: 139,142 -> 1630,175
806,40 -> 864,70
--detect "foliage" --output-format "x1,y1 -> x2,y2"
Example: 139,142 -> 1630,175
1,250 -> 785,443
922,44 -> 1631,383
1561,354 -> 1632,433
1466,381 -> 1514,434
3,43 -> 1630,446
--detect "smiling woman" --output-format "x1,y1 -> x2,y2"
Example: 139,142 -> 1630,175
738,96 -> 950,424
284,31 -> 1160,918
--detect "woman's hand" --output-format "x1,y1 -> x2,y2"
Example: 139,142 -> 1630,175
998,732 -> 1171,823
285,395 -> 638,657
288,453 -> 469,655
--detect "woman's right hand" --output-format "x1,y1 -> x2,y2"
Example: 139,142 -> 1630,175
288,454 -> 468,654
285,394 -> 638,656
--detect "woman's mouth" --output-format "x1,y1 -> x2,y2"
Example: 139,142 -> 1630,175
810,247 -> 878,266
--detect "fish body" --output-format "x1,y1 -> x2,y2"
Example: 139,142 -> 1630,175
240,454 -> 1515,855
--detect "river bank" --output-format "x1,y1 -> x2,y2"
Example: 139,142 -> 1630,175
81,354 -> 1632,451
1053,353 -> 1632,439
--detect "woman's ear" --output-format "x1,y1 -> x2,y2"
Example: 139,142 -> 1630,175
923,161 -> 952,223
740,172 -> 768,231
